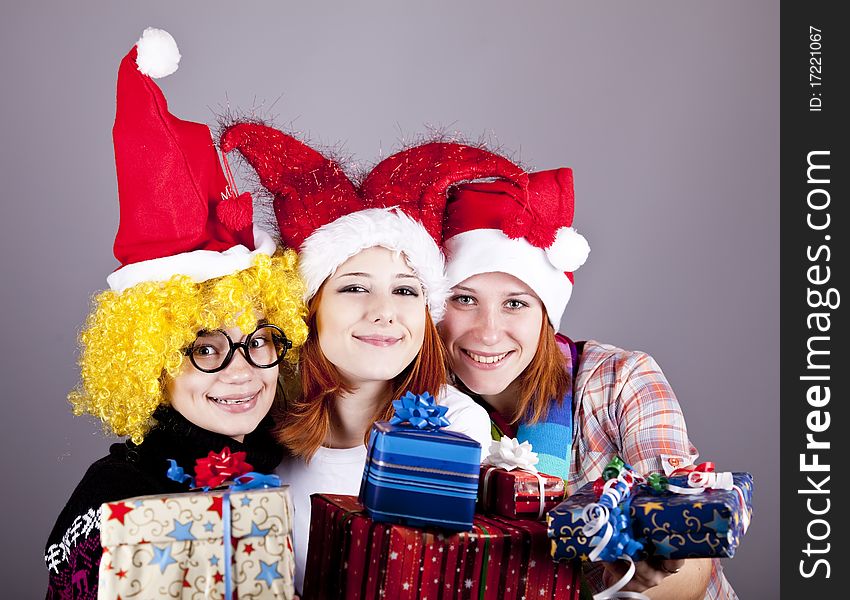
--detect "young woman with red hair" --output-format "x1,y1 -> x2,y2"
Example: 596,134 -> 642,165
438,165 -> 736,599
219,126 -> 495,594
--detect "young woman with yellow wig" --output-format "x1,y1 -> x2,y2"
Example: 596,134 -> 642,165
44,29 -> 307,599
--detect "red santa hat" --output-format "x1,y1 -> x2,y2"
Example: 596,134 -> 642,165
443,166 -> 590,328
220,125 -> 522,320
106,28 -> 274,292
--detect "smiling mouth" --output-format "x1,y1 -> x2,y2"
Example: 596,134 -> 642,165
354,335 -> 402,347
208,391 -> 259,405
462,349 -> 512,365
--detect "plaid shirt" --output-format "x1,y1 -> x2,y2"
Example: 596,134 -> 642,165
483,338 -> 738,599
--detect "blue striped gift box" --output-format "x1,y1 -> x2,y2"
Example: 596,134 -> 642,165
359,422 -> 481,531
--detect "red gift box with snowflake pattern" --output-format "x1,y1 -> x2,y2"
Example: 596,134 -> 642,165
303,494 -> 579,600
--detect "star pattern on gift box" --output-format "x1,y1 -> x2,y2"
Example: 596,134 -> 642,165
209,555 -> 219,567
106,502 -> 133,524
249,522 -> 271,537
390,551 -> 398,560
150,544 -> 178,573
465,579 -> 473,589
244,543 -> 255,555
203,521 -> 215,533
213,571 -> 224,584
241,496 -> 253,506
167,519 -> 196,541
640,501 -> 664,515
208,496 -> 223,518
653,535 -> 678,558
116,568 -> 127,579
256,560 -> 282,587
705,509 -> 730,534
403,582 -> 410,590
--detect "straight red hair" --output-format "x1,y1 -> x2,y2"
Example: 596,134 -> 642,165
276,285 -> 447,460
508,319 -> 570,425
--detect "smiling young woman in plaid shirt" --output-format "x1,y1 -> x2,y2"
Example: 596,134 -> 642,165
437,161 -> 737,599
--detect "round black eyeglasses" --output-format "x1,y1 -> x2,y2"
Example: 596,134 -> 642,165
183,324 -> 292,373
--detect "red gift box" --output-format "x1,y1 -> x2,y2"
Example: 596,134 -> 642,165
304,494 -> 579,600
479,465 -> 566,520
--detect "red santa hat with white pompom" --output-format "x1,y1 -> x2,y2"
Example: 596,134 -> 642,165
443,166 -> 590,329
106,28 -> 274,292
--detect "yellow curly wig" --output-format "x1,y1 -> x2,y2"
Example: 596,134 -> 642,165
69,250 -> 308,444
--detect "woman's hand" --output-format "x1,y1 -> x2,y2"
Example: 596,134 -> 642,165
602,558 -> 685,591
601,558 -> 711,600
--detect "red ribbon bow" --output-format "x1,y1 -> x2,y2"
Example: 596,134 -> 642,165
194,448 -> 253,489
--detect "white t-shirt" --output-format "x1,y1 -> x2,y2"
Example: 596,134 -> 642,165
276,384 -> 491,594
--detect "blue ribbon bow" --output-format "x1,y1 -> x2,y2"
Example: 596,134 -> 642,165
591,499 -> 644,561
390,391 -> 450,429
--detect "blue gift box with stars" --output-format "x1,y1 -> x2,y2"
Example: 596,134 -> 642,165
547,472 -> 753,561
98,487 -> 295,598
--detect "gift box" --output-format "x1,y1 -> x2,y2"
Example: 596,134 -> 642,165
548,472 -> 754,561
98,487 -> 295,599
479,465 -> 566,520
304,494 -> 580,600
359,407 -> 481,531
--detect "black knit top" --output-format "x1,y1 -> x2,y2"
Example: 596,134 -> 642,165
44,406 -> 283,599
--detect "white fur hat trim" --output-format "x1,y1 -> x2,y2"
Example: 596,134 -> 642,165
298,208 -> 449,321
106,228 -> 276,291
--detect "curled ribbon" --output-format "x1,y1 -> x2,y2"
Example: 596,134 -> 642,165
390,391 -> 450,429
583,459 -> 647,600
592,556 -> 650,600
482,437 -> 548,519
582,472 -> 643,562
666,464 -> 751,533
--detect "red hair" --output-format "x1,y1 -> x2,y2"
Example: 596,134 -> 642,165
276,285 -> 447,459
509,320 -> 571,424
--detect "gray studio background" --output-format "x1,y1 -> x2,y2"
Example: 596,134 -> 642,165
1,1 -> 778,597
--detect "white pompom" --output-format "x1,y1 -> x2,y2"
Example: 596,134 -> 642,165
546,227 -> 590,272
135,28 -> 180,78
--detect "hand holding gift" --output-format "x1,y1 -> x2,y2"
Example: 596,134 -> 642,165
547,457 -> 753,599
